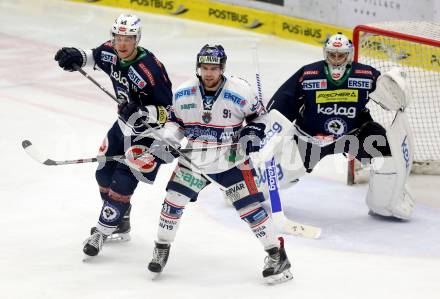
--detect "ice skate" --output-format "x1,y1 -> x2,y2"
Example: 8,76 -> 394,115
83,230 -> 105,258
147,242 -> 171,279
262,237 -> 293,285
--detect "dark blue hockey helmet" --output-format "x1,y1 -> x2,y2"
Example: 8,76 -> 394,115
196,44 -> 227,71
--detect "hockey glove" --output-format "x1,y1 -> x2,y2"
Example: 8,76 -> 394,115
54,47 -> 85,71
239,122 -> 266,155
118,102 -> 168,126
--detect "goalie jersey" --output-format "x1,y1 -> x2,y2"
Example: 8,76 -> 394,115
268,60 -> 381,145
169,75 -> 264,174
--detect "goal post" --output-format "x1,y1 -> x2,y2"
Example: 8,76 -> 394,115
348,22 -> 440,184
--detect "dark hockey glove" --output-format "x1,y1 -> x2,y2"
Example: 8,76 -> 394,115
54,47 -> 85,71
118,101 -> 142,123
238,122 -> 266,155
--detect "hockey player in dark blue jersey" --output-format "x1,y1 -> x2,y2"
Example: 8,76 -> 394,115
263,33 -> 414,220
54,14 -> 173,256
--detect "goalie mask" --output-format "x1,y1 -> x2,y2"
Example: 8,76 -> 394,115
323,33 -> 354,80
196,44 -> 227,75
111,14 -> 142,46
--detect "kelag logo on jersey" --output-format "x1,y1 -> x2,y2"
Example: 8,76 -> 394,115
317,104 -> 356,118
175,86 -> 197,101
128,66 -> 147,89
302,79 -> 327,90
224,90 -> 246,106
316,89 -> 358,103
348,78 -> 372,89
101,51 -> 117,65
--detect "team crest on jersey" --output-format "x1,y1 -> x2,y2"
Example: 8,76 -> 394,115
101,51 -> 117,65
302,79 -> 327,90
128,66 -> 147,89
348,78 -> 372,89
324,117 -> 347,136
202,111 -> 212,124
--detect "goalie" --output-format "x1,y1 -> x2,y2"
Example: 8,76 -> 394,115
261,33 -> 414,220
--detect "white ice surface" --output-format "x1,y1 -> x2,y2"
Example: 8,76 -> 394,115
1,1 -> 439,298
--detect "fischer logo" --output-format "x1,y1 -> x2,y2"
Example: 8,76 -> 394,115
128,66 -> 147,89
317,104 -> 356,118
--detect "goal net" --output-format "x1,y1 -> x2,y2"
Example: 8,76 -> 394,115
348,21 -> 440,184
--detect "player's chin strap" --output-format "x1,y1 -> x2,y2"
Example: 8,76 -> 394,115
72,64 -> 231,191
366,68 -> 415,220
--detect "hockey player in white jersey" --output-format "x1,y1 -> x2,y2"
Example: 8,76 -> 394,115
147,44 -> 292,284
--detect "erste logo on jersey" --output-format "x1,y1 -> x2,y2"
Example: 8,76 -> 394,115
175,86 -> 197,101
128,66 -> 147,89
101,51 -> 117,65
348,78 -> 372,89
223,90 -> 246,107
302,79 -> 327,90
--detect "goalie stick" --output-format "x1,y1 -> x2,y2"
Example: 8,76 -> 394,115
252,46 -> 321,239
22,139 -> 239,166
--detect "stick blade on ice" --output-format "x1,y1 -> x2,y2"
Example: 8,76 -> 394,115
22,140 -> 56,165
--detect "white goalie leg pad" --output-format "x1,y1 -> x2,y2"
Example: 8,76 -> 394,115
366,111 -> 415,220
249,109 -> 294,168
254,135 -> 306,198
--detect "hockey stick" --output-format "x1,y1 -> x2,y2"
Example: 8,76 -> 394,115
252,46 -> 321,238
72,65 -> 232,191
22,139 -> 239,166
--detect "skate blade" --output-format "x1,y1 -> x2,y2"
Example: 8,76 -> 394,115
82,254 -> 96,262
265,269 -> 293,285
149,271 -> 162,280
105,233 -> 131,242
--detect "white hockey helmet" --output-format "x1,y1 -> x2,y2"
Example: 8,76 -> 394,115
324,32 -> 354,67
111,14 -> 142,45
323,33 -> 354,80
